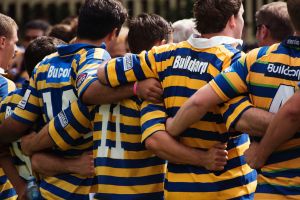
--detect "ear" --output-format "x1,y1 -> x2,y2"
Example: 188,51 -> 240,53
228,15 -> 236,29
259,25 -> 269,40
0,36 -> 6,49
105,28 -> 119,47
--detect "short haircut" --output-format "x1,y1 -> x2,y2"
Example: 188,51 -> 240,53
172,18 -> 198,43
256,2 -> 293,41
24,36 -> 65,76
287,0 -> 300,32
0,13 -> 18,39
48,24 -> 75,43
193,0 -> 242,34
77,0 -> 127,40
127,13 -> 172,54
24,19 -> 50,33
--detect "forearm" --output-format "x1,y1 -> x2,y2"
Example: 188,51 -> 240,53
168,85 -> 221,136
81,81 -> 134,105
21,125 -> 55,156
235,108 -> 274,136
0,117 -> 30,144
145,131 -> 206,167
31,153 -> 74,176
1,155 -> 27,196
97,64 -> 108,85
31,152 -> 94,177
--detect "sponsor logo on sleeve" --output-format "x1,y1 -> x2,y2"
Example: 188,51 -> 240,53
18,89 -> 31,109
58,111 -> 69,128
76,73 -> 88,89
123,54 -> 133,71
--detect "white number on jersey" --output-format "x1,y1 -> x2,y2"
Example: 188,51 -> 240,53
42,89 -> 77,119
269,85 -> 295,113
97,104 -> 124,159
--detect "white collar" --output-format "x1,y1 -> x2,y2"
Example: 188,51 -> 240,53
187,34 -> 243,49
0,67 -> 6,75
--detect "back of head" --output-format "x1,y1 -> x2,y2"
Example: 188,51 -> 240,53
172,18 -> 198,43
77,0 -> 127,40
24,19 -> 50,34
48,24 -> 75,43
256,2 -> 293,42
0,13 -> 18,39
24,36 -> 65,76
193,0 -> 242,34
128,13 -> 172,54
287,0 -> 300,33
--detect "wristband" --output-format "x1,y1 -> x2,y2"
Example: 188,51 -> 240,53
133,81 -> 138,96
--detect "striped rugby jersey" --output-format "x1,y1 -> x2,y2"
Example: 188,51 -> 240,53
0,75 -> 16,101
11,43 -> 110,200
0,81 -> 32,181
0,168 -> 17,200
0,76 -> 17,200
103,35 -> 257,200
49,98 -> 166,200
210,36 -> 300,199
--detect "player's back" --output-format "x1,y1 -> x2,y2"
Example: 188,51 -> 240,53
148,40 -> 255,199
243,39 -> 300,199
12,43 -> 110,200
91,97 -> 165,200
0,81 -> 32,181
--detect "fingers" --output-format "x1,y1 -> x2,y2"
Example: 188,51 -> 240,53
213,143 -> 227,150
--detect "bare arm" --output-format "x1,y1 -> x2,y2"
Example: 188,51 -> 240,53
167,84 -> 223,136
0,152 -> 27,199
81,80 -> 134,105
245,91 -> 300,169
20,126 -> 55,156
31,152 -> 94,177
0,117 -> 31,144
234,108 -> 274,136
145,131 -> 228,171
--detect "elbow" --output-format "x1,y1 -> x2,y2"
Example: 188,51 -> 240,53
284,105 -> 300,123
145,132 -> 162,152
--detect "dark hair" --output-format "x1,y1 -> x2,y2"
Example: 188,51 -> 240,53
48,24 -> 75,43
24,36 -> 65,76
77,0 -> 127,40
24,19 -> 50,33
256,2 -> 293,41
194,0 -> 242,34
128,13 -> 172,54
287,0 -> 300,32
0,13 -> 18,39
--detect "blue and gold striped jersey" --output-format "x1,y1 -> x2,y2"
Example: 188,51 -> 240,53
0,81 -> 32,181
0,75 -> 16,101
49,98 -> 166,200
11,43 -> 110,200
103,35 -> 256,199
210,36 -> 300,199
0,168 -> 17,200
0,75 -> 17,200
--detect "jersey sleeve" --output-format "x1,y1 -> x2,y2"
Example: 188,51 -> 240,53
48,100 -> 93,151
140,101 -> 167,143
11,76 -> 41,126
105,50 -> 160,87
209,54 -> 249,101
220,96 -> 254,130
76,48 -> 111,98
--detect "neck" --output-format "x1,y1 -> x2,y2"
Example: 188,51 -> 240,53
74,38 -> 106,47
294,31 -> 300,37
201,30 -> 234,39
